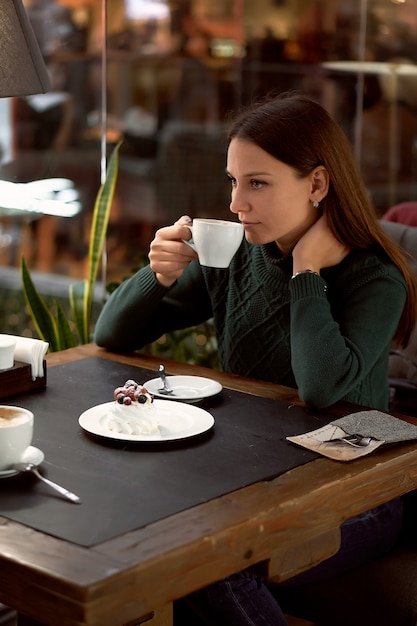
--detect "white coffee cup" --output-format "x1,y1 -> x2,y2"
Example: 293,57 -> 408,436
0,335 -> 16,371
183,219 -> 244,268
0,406 -> 34,470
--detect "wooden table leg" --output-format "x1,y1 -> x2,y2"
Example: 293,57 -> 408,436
269,528 -> 341,582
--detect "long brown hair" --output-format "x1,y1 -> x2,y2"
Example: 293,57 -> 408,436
228,92 -> 417,347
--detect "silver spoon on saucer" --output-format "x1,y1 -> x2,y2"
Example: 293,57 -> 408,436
158,364 -> 175,395
13,462 -> 81,504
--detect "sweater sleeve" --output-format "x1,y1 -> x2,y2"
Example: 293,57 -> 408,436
94,262 -> 212,352
289,267 -> 407,408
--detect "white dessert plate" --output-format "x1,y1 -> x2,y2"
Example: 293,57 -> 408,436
143,375 -> 223,401
0,446 -> 45,479
78,400 -> 215,442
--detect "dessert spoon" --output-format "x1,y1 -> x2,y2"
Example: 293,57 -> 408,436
158,364 -> 174,395
13,462 -> 81,504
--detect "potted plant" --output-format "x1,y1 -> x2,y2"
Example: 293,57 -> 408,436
21,142 -> 122,352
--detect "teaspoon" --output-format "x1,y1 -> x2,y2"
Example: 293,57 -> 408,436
14,462 -> 81,504
158,364 -> 174,395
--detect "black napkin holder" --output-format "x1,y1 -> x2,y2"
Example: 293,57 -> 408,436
0,360 -> 47,400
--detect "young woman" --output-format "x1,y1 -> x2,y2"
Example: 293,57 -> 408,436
94,93 -> 417,625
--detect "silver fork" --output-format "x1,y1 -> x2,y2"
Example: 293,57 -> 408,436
158,364 -> 174,395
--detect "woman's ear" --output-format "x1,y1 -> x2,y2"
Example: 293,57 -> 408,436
310,166 -> 329,202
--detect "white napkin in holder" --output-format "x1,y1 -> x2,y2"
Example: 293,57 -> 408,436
0,335 -> 49,400
13,336 -> 49,380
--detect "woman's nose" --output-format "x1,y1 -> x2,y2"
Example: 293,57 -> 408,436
229,190 -> 248,215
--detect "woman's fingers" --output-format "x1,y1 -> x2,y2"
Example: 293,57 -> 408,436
149,218 -> 198,286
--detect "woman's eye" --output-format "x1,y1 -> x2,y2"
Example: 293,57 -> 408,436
229,177 -> 237,187
251,179 -> 264,189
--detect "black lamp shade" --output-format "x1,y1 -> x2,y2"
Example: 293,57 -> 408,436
0,0 -> 51,97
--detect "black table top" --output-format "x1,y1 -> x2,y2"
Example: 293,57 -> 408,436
0,356 -> 324,547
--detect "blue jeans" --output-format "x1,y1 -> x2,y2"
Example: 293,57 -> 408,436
174,499 -> 403,626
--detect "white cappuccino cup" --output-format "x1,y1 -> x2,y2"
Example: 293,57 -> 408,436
184,218 -> 244,268
0,406 -> 34,470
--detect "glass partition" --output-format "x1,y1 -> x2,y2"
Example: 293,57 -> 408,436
1,0 -> 416,336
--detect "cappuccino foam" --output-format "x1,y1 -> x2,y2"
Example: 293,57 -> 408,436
0,409 -> 30,427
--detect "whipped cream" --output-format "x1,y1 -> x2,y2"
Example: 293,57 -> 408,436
105,379 -> 159,435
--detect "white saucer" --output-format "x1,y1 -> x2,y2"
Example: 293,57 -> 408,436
143,375 -> 223,401
0,446 -> 45,479
79,400 -> 215,442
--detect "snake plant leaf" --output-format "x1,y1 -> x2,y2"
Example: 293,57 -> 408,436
21,142 -> 121,350
69,280 -> 87,344
55,301 -> 76,350
71,141 -> 121,343
20,256 -> 59,352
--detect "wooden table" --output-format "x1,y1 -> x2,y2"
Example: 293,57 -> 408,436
2,343 -> 417,626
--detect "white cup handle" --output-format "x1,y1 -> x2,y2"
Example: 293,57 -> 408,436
182,224 -> 197,252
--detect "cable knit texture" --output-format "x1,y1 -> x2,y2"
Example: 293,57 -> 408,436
94,240 -> 407,410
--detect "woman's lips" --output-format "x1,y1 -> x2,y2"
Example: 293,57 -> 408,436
241,221 -> 259,230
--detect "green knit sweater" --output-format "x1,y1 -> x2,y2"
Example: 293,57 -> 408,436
94,240 -> 407,411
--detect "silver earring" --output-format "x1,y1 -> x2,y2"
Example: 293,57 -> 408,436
312,200 -> 320,208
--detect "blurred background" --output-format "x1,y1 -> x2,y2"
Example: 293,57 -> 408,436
1,0 -> 417,338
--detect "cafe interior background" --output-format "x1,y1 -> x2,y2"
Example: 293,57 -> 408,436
1,0 -> 417,361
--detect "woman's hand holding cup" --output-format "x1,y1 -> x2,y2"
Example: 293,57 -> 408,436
149,216 -> 198,287
150,216 -> 244,286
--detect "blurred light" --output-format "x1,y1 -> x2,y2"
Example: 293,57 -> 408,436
125,0 -> 169,20
0,179 -> 82,218
211,39 -> 243,58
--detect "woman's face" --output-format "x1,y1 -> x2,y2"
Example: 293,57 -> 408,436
227,138 -> 321,254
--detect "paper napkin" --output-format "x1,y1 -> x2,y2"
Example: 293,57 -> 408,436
287,410 -> 417,461
13,336 -> 49,380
